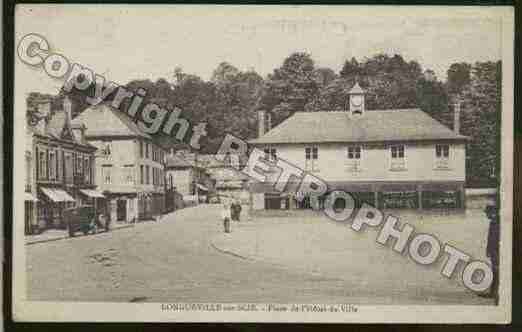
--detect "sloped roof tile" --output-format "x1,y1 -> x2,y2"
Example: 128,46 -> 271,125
250,109 -> 467,144
72,104 -> 152,139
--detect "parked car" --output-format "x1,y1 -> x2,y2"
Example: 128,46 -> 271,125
63,206 -> 109,237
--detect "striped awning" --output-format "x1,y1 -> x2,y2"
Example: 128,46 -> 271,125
25,193 -> 38,201
80,189 -> 105,198
40,188 -> 75,202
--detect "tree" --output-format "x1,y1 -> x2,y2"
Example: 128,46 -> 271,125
308,54 -> 423,112
459,61 -> 501,187
211,62 -> 240,85
257,52 -> 320,126
340,57 -> 360,78
416,74 -> 452,129
446,62 -> 472,95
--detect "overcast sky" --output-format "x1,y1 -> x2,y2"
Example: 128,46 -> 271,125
15,5 -> 505,99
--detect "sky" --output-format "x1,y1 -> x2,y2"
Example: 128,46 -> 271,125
15,5 -> 506,99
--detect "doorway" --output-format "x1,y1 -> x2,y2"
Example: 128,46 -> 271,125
117,199 -> 127,221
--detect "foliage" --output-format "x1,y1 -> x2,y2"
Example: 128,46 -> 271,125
458,61 -> 501,187
25,53 -> 501,188
257,52 -> 321,126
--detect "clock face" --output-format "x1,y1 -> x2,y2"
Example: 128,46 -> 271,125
351,95 -> 363,107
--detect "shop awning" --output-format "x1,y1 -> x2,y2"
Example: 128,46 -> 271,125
25,193 -> 38,201
196,183 -> 209,191
40,188 -> 75,202
80,189 -> 105,198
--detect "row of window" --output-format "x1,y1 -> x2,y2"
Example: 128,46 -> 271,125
139,165 -> 164,186
100,140 -> 166,164
35,146 -> 94,184
263,144 -> 452,172
139,141 -> 165,163
101,164 -> 165,186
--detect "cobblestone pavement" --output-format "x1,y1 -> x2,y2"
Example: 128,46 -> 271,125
26,204 -> 493,304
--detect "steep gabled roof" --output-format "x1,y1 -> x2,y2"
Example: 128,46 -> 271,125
32,111 -> 95,148
72,103 -> 152,139
250,109 -> 467,145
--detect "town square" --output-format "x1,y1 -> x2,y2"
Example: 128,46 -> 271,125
12,5 -> 512,323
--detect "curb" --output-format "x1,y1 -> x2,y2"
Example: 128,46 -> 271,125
25,224 -> 135,246
210,241 -> 252,261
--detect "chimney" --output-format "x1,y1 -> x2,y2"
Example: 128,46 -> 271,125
35,99 -> 51,133
72,124 -> 85,143
453,97 -> 461,135
63,96 -> 72,127
258,110 -> 266,138
37,99 -> 51,118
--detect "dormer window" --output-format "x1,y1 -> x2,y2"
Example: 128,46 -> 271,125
435,144 -> 450,169
390,145 -> 406,171
346,146 -> 362,172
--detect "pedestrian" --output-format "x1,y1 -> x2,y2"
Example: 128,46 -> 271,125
483,204 -> 499,303
230,197 -> 237,222
222,198 -> 231,233
234,197 -> 242,222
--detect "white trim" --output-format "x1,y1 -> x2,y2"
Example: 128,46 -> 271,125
389,144 -> 407,171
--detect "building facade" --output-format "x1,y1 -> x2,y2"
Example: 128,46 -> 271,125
25,97 -> 100,234
250,83 -> 468,210
198,154 -> 250,203
165,151 -> 213,208
73,104 -> 167,222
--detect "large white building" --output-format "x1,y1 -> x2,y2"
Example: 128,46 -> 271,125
73,104 -> 167,222
249,83 -> 468,210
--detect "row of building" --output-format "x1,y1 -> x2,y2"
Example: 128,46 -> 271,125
25,82 -> 468,234
24,98 -> 223,234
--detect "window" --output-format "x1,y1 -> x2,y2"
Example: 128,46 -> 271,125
139,141 -> 143,158
263,147 -> 277,161
56,151 -> 62,182
145,143 -> 149,159
65,154 -> 73,183
38,150 -> 46,180
77,155 -> 83,175
102,142 -> 112,156
102,165 -> 112,184
169,174 -> 173,188
49,151 -> 56,180
305,146 -> 318,172
140,165 -> 144,184
390,145 -> 406,170
25,153 -> 32,191
346,146 -> 362,171
84,157 -> 90,183
435,144 -> 450,169
146,165 -> 150,185
123,165 -> 134,184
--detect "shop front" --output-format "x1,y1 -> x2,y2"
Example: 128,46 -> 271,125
79,189 -> 106,217
24,192 -> 38,234
38,187 -> 76,229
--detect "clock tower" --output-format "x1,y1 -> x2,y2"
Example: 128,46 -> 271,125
348,81 -> 365,117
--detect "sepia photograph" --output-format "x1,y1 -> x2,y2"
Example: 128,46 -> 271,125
12,4 -> 513,323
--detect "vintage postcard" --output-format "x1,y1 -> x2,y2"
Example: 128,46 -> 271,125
12,4 -> 513,323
